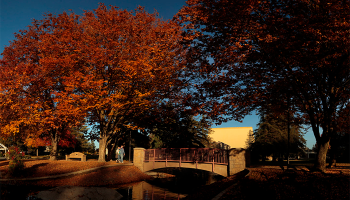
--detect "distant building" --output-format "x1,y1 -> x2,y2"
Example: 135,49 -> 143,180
210,127 -> 254,149
304,150 -> 317,160
0,143 -> 8,159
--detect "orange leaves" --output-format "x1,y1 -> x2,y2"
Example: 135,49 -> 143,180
24,137 -> 48,148
72,4 -> 185,161
76,4 -> 185,113
0,3 -> 186,161
0,9 -> 87,154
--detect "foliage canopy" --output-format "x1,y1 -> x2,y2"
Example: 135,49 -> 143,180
178,0 -> 349,171
0,4 -> 186,161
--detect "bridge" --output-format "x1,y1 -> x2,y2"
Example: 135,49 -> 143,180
133,148 -> 249,177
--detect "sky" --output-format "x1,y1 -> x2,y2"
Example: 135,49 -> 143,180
0,0 -> 316,148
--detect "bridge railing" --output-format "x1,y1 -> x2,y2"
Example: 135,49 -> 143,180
144,148 -> 228,165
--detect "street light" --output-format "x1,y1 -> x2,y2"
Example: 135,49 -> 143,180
129,130 -> 131,162
287,93 -> 290,166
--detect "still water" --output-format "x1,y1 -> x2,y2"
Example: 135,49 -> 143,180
25,168 -> 223,200
115,168 -> 223,200
116,181 -> 187,200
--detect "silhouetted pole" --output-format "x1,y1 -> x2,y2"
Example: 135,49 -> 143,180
287,93 -> 290,166
129,130 -> 131,162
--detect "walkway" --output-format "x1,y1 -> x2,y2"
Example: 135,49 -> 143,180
0,162 -> 133,181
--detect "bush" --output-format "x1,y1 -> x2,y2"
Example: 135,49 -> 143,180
7,146 -> 25,176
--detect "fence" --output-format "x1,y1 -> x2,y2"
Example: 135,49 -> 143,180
144,148 -> 228,166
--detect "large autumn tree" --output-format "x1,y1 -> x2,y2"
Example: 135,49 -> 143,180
0,12 -> 86,160
64,4 -> 186,162
178,0 -> 349,171
0,4 -> 186,162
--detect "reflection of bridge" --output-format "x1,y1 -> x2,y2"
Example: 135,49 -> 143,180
134,148 -> 249,177
132,181 -> 186,200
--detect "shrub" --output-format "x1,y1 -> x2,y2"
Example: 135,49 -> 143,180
7,146 -> 25,176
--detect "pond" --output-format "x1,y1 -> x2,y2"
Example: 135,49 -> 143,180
115,181 -> 187,200
3,168 -> 223,200
117,168 -> 224,199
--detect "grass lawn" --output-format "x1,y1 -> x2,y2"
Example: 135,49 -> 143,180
185,163 -> 349,200
223,166 -> 349,200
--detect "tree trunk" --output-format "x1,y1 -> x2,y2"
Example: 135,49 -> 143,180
273,154 -> 278,162
327,132 -> 340,168
327,146 -> 337,168
98,136 -> 108,162
328,155 -> 336,168
107,145 -> 112,161
107,142 -> 117,161
50,130 -> 59,161
314,139 -> 330,172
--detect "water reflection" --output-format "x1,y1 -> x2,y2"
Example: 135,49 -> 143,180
26,181 -> 184,200
26,168 -> 222,200
117,181 -> 186,200
116,168 -> 224,200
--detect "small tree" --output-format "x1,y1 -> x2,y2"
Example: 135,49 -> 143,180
7,146 -> 25,177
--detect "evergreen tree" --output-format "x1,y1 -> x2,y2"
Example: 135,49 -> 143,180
69,125 -> 95,154
251,110 -> 306,161
143,104 -> 213,148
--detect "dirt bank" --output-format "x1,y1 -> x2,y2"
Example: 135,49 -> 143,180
0,159 -> 152,186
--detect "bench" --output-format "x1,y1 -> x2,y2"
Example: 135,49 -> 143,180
66,152 -> 86,162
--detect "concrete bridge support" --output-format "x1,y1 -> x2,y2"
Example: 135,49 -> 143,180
228,148 -> 250,176
133,148 -> 145,172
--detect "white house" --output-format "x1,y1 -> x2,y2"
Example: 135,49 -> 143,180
0,143 -> 8,159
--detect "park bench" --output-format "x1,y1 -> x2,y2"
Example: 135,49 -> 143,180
66,152 -> 86,162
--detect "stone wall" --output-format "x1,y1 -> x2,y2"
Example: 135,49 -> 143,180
228,148 -> 250,175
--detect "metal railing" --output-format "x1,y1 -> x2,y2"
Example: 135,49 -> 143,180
144,148 -> 228,165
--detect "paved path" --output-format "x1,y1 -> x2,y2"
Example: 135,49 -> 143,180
211,169 -> 251,200
1,163 -> 133,200
0,163 -> 133,181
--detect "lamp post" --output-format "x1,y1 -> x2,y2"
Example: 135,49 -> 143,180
129,130 -> 131,162
287,93 -> 290,166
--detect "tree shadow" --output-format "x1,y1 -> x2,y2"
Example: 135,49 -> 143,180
0,160 -> 9,167
23,163 -> 49,177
